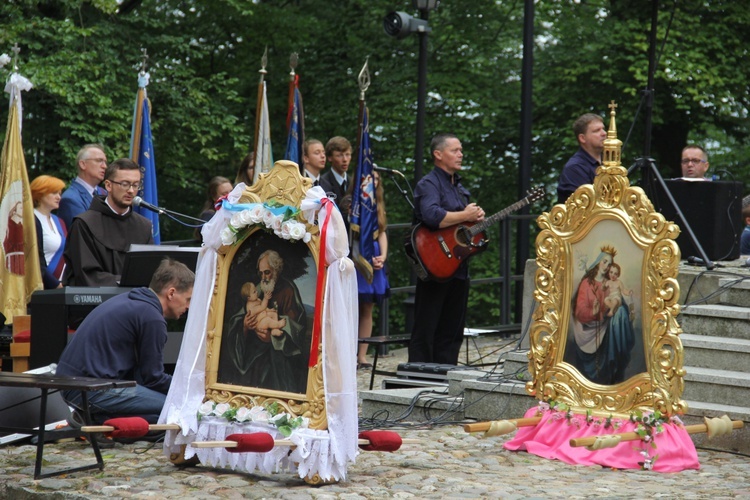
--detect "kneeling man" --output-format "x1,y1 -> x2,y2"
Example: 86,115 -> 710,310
57,258 -> 194,423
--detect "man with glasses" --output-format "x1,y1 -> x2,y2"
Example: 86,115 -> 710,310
63,158 -> 154,286
58,144 -> 108,229
680,144 -> 711,180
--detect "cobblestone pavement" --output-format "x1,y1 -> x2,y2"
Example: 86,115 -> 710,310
1,336 -> 749,499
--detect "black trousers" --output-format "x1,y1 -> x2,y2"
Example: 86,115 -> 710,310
408,276 -> 469,365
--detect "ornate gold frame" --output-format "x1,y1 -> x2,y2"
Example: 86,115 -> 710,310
203,160 -> 328,429
527,103 -> 686,417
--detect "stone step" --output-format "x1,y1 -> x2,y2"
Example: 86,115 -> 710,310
461,377 -> 535,422
501,350 -> 532,381
683,366 -> 750,405
677,268 -> 726,305
359,386 -> 464,423
717,276 -> 750,308
679,304 -> 750,341
685,400 -> 750,422
682,333 -> 750,372
683,400 -> 750,454
447,369 -> 486,396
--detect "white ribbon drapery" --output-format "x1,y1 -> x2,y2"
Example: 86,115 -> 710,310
161,184 -> 359,481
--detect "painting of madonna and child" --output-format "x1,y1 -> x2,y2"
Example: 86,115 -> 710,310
563,220 -> 647,386
217,230 -> 317,395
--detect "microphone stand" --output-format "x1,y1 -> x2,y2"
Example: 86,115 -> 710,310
138,205 -> 206,225
381,169 -> 415,210
162,209 -> 206,225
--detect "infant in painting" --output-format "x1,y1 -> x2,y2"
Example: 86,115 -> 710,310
241,282 -> 287,337
602,263 -> 633,317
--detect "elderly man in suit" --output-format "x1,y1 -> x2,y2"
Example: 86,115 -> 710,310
58,144 -> 108,229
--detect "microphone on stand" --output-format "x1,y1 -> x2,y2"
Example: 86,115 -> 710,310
133,196 -> 165,214
373,164 -> 405,178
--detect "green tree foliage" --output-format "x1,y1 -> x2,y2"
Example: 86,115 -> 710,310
2,0 -> 749,328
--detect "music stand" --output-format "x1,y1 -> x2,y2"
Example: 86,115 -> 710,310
629,158 -> 714,269
119,245 -> 200,287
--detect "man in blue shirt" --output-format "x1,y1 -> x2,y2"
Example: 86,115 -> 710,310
408,133 -> 485,365
556,113 -> 607,204
57,258 -> 194,424
58,144 -> 108,229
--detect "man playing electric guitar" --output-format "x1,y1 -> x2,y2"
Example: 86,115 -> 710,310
408,133 -> 485,366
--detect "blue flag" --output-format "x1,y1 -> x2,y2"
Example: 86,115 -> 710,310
350,106 -> 377,282
284,83 -> 304,166
130,79 -> 160,244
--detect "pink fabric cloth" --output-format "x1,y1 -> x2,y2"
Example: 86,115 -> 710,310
503,406 -> 700,472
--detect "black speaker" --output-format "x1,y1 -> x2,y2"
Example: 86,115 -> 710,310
648,180 -> 743,261
0,387 -> 71,443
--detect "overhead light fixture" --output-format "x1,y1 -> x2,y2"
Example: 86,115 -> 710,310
383,11 -> 431,39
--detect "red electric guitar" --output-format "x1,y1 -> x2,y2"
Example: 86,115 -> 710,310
405,187 -> 545,282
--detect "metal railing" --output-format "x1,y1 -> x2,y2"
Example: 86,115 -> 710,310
377,213 -> 540,336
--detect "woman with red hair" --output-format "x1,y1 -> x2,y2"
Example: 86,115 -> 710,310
31,175 -> 67,289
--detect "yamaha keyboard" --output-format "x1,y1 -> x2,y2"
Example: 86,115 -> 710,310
31,286 -> 129,306
29,287 -> 131,369
28,287 -> 184,371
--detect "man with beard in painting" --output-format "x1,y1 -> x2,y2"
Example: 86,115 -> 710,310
222,249 -> 308,393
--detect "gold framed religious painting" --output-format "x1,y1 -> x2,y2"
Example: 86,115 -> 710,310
215,229 -> 316,394
203,161 -> 326,428
527,103 -> 687,417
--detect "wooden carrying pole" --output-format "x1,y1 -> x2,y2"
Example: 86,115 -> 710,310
81,423 -> 181,433
570,418 -> 744,448
190,438 -> 420,449
463,417 -> 542,434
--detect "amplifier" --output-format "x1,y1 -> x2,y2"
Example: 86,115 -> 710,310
382,378 -> 449,390
396,362 -> 460,382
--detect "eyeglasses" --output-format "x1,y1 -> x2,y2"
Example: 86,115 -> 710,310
84,158 -> 107,164
110,180 -> 143,191
681,158 -> 707,165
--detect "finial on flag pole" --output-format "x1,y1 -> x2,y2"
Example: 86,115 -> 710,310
11,43 -> 20,72
139,48 -> 149,76
137,48 -> 150,89
259,46 -> 268,82
358,58 -> 370,101
289,52 -> 298,80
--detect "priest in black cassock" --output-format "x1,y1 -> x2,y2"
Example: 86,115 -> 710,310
63,158 -> 153,287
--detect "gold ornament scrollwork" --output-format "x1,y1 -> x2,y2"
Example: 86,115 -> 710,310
527,102 -> 686,417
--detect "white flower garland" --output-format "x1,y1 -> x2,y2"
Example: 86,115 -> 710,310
219,203 -> 312,247
197,400 -> 310,437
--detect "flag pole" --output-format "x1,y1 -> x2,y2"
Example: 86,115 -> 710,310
0,43 -> 43,323
287,52 -> 298,131
357,58 -> 370,143
353,59 -> 370,245
350,58 -> 374,283
252,47 -> 268,160
130,48 -> 148,161
129,48 -> 161,243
